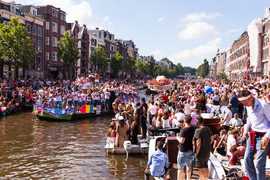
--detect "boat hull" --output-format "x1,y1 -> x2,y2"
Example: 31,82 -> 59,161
37,111 -> 112,121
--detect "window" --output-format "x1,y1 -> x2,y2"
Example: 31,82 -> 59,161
52,52 -> 57,61
37,40 -> 41,52
91,47 -> 95,54
37,57 -> 41,70
46,22 -> 49,30
52,22 -> 57,32
26,24 -> 30,33
32,39 -> 36,50
32,10 -> 37,16
110,44 -> 115,51
52,10 -> 55,16
10,6 -> 15,13
46,37 -> 49,45
46,52 -> 49,60
32,26 -> 36,34
60,25 -> 65,34
99,32 -> 101,38
61,14 -> 65,20
52,37 -> 57,47
37,27 -> 41,36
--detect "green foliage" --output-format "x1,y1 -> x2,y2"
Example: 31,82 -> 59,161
215,72 -> 229,82
135,59 -> 147,75
89,46 -> 109,73
123,56 -> 136,76
110,52 -> 123,76
174,63 -> 187,75
0,17 -> 36,78
196,59 -> 209,78
58,31 -> 79,67
147,61 -> 156,76
186,67 -> 196,75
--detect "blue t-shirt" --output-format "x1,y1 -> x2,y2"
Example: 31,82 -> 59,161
148,149 -> 169,177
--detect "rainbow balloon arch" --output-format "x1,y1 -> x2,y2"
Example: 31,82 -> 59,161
147,76 -> 173,91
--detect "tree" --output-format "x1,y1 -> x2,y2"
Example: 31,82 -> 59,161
146,61 -> 156,77
215,72 -> 229,82
58,31 -> 79,79
196,59 -> 209,78
89,46 -> 109,74
186,67 -> 196,75
110,52 -> 123,77
135,59 -> 147,76
0,17 -> 36,78
123,56 -> 136,77
174,63 -> 186,75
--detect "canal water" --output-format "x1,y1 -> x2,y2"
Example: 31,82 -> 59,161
0,112 -> 148,179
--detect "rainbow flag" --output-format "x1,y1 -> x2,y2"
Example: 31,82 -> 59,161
260,33 -> 267,37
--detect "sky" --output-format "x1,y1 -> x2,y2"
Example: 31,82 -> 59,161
14,0 -> 270,68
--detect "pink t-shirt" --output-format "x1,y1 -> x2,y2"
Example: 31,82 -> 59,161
191,112 -> 197,126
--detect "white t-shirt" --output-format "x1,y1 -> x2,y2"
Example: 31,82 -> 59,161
162,117 -> 170,128
55,93 -> 62,102
227,135 -> 236,156
105,91 -> 111,99
175,112 -> 185,121
229,118 -> 243,128
184,104 -> 191,115
72,92 -> 78,101
148,104 -> 158,115
81,93 -> 87,101
223,110 -> 232,126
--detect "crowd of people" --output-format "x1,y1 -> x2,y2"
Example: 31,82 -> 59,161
106,76 -> 270,180
1,73 -> 270,179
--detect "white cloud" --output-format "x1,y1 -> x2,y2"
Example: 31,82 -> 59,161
225,28 -> 242,34
178,22 -> 220,40
169,38 -> 222,67
158,17 -> 165,22
181,12 -> 223,22
16,0 -> 112,30
152,49 -> 165,57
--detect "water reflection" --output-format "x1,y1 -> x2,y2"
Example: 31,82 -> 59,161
0,112 -> 147,179
106,155 -> 148,179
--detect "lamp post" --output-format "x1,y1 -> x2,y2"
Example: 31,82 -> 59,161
249,65 -> 254,80
229,70 -> 231,81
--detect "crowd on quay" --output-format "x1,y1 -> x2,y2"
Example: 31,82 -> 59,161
107,76 -> 270,180
0,72 -> 147,114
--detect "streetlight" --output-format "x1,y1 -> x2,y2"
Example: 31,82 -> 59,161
249,65 -> 254,80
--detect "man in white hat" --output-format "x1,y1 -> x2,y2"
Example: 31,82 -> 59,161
238,89 -> 270,180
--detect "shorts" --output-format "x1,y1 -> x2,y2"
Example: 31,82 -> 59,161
78,101 -> 82,106
197,158 -> 208,168
177,151 -> 193,169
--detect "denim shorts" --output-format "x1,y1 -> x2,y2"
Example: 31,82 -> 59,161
177,150 -> 193,169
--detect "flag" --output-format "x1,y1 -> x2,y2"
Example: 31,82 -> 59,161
208,78 -> 216,86
235,52 -> 239,57
260,33 -> 267,37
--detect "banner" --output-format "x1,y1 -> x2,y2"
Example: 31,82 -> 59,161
33,104 -> 73,120
120,97 -> 140,103
96,105 -> 101,115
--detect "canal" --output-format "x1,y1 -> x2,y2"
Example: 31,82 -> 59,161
0,111 -> 148,179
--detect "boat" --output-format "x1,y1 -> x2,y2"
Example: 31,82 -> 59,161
214,151 -> 270,178
201,113 -> 221,134
105,135 -> 149,155
33,104 -> 113,121
147,135 -> 226,179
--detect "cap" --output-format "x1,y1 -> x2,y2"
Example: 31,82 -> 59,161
118,116 -> 124,121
